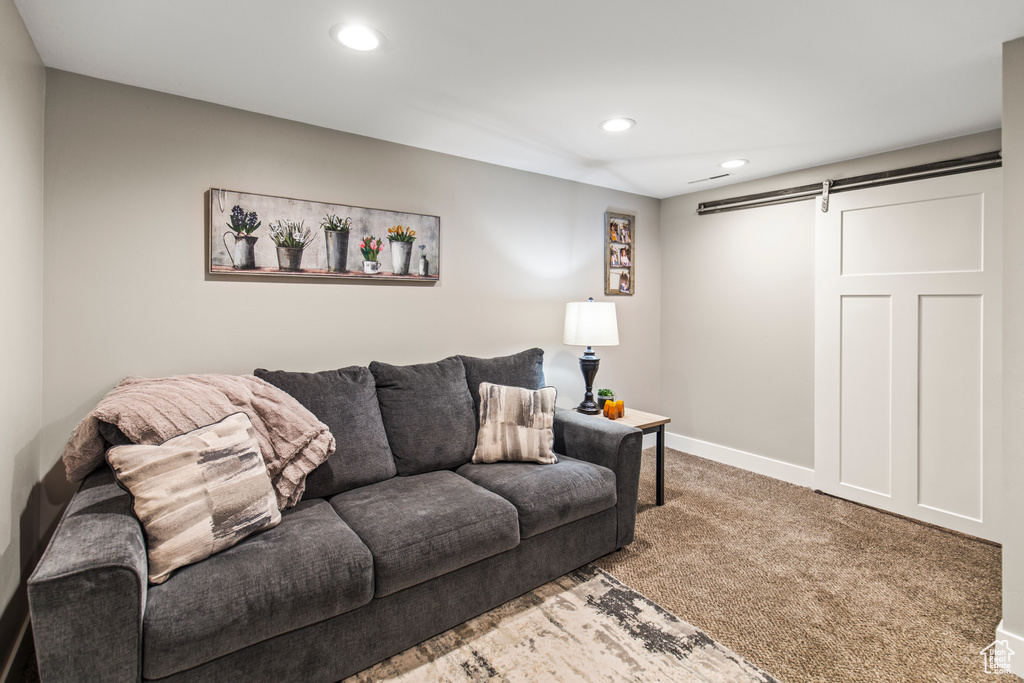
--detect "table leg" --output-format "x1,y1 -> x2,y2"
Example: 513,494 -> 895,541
656,425 -> 665,506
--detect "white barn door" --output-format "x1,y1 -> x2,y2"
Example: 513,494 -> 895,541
814,169 -> 1001,541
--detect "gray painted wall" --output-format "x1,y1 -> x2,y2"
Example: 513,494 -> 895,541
0,0 -> 44,674
39,69 -> 663,480
659,129 -> 1002,471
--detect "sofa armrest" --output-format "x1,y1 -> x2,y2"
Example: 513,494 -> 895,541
553,408 -> 643,548
28,467 -> 147,683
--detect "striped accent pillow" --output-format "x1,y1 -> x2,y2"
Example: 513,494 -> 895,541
472,383 -> 558,465
106,412 -> 281,584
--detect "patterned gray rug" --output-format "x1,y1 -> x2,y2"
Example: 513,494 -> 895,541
345,564 -> 780,682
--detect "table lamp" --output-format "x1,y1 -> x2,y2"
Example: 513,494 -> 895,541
563,297 -> 619,415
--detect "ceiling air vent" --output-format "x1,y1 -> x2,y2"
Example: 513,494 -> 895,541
687,173 -> 731,185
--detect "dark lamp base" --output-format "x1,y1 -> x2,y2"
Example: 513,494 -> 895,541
576,348 -> 602,416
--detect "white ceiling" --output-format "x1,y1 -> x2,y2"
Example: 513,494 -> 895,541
14,0 -> 1024,198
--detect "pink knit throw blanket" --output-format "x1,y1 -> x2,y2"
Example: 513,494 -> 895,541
62,374 -> 335,509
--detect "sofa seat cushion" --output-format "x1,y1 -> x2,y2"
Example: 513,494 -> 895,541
456,455 -> 616,539
142,499 -> 373,680
330,471 -> 519,597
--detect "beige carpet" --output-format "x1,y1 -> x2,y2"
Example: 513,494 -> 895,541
596,447 -> 1018,683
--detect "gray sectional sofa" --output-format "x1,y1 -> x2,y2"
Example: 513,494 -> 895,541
27,349 -> 643,682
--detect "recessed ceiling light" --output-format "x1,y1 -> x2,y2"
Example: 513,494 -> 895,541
330,23 -> 386,51
600,118 -> 636,133
719,159 -> 749,169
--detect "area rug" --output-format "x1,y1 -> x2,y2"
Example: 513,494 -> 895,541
344,564 -> 780,682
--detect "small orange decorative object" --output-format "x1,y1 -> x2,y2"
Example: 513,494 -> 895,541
616,400 -> 625,418
603,401 -> 613,419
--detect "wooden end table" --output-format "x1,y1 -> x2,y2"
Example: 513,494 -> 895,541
594,408 -> 671,506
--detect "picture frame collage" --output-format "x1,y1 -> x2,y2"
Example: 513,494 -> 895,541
605,212 -> 634,296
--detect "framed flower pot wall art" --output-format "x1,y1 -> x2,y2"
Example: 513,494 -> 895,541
604,211 -> 634,296
207,188 -> 440,282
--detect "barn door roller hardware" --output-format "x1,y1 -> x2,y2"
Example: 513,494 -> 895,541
696,151 -> 1001,215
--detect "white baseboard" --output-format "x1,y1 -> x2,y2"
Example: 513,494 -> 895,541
1,614 -> 30,683
996,621 -> 1024,677
665,432 -> 815,489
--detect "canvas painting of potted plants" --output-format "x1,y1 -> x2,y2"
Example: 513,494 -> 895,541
208,188 -> 440,281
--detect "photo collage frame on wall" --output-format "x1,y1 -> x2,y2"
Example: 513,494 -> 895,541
605,212 -> 634,295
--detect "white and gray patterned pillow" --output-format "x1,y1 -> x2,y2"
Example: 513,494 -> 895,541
472,383 -> 558,465
106,412 -> 281,584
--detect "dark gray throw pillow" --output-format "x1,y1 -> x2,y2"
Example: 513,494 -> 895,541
253,366 -> 397,498
459,348 -> 546,419
369,356 -> 477,476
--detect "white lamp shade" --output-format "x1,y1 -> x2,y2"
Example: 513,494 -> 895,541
563,301 -> 619,346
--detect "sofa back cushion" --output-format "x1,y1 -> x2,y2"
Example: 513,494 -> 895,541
254,366 -> 396,497
459,348 -> 546,420
369,356 -> 477,476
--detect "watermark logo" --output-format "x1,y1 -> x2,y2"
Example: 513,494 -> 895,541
982,639 -> 1015,675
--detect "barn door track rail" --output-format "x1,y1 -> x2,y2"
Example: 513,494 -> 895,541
696,151 -> 1002,215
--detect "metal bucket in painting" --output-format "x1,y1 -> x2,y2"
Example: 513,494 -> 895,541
390,241 -> 413,276
324,230 -> 349,273
223,232 -> 258,270
276,246 -> 304,272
